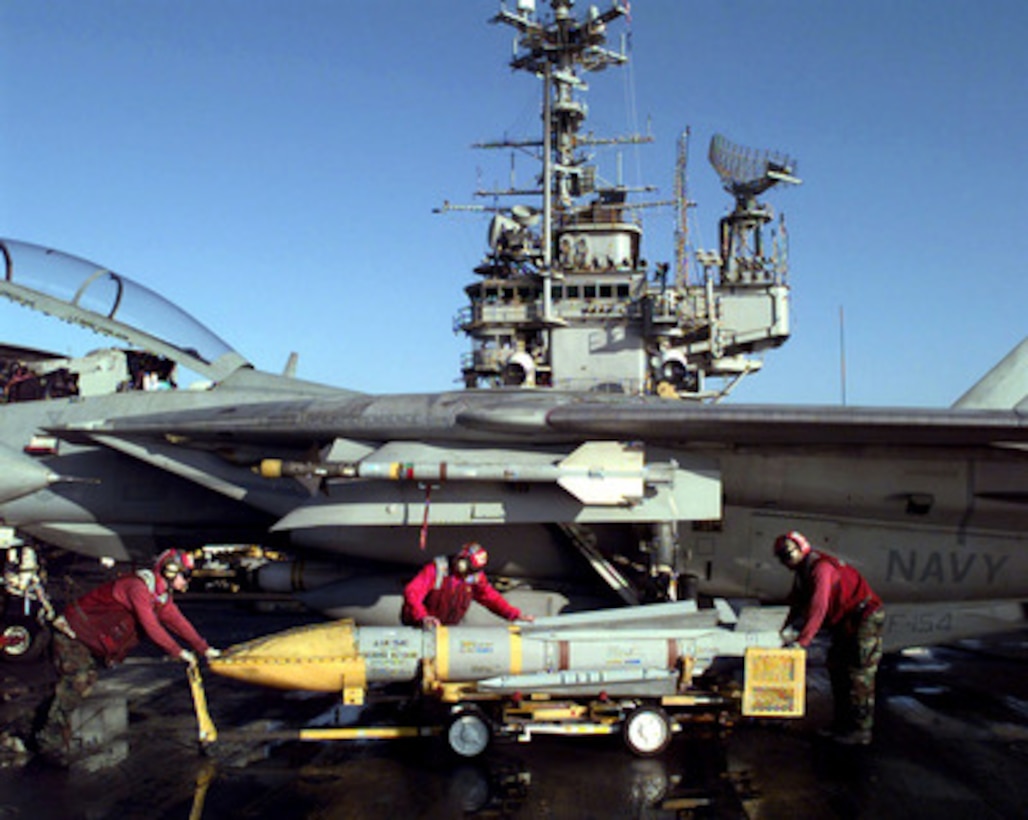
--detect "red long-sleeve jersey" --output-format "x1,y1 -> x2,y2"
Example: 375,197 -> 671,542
787,552 -> 882,647
402,557 -> 522,626
63,571 -> 210,664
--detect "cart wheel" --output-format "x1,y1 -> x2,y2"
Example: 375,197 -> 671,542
446,708 -> 492,759
622,705 -> 672,757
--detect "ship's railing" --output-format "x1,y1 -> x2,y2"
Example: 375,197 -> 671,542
456,302 -> 551,330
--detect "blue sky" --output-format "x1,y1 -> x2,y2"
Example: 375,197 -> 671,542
2,1 -> 1025,407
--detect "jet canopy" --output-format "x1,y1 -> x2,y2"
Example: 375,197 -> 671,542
0,239 -> 249,383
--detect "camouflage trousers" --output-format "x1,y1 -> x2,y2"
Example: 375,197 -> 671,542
826,609 -> 885,732
34,632 -> 100,762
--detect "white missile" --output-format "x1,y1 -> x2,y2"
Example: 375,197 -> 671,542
258,441 -> 671,506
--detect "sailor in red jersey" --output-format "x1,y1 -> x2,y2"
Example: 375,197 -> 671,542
774,531 -> 885,746
35,549 -> 219,764
402,542 -> 534,628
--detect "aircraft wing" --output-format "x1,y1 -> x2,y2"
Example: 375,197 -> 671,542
29,382 -> 1028,619
538,401 -> 1028,447
43,394 -> 1027,525
50,392 -> 1028,450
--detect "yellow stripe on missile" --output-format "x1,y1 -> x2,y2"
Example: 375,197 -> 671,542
435,625 -> 449,680
509,624 -> 522,675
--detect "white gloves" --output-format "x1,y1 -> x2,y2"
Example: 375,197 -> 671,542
779,626 -> 800,647
180,648 -> 220,663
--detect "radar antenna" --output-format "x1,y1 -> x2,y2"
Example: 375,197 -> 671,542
709,133 -> 800,208
704,134 -> 800,288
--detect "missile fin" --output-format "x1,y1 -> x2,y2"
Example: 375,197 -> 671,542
556,441 -> 645,505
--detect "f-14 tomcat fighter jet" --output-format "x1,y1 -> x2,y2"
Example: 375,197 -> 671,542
3,1 -> 1027,651
0,235 -> 1025,652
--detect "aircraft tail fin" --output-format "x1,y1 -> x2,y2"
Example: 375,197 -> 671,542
952,337 -> 1028,410
283,352 -> 298,378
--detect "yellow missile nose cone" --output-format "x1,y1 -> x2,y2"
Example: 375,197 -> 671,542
208,620 -> 366,693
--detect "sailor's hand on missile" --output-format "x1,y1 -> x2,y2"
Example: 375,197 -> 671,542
179,649 -> 199,667
779,626 -> 799,647
204,647 -> 222,660
421,616 -> 441,630
780,629 -> 801,649
517,614 -> 535,623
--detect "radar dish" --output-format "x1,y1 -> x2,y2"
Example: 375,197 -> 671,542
708,134 -> 800,201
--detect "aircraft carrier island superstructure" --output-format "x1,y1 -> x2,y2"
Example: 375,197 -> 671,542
443,0 -> 801,400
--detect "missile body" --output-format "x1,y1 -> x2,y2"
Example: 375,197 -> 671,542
259,441 -> 673,506
0,442 -> 60,504
209,601 -> 786,699
252,559 -> 354,593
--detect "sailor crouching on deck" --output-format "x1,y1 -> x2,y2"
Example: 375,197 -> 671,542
401,542 -> 535,629
34,548 -> 220,765
774,531 -> 885,746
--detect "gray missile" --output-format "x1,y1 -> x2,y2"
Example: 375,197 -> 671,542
209,600 -> 788,699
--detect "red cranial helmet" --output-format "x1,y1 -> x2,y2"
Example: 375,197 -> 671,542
457,542 -> 489,571
773,531 -> 812,560
155,548 -> 195,581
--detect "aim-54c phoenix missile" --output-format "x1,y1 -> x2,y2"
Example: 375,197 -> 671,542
209,600 -> 789,702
